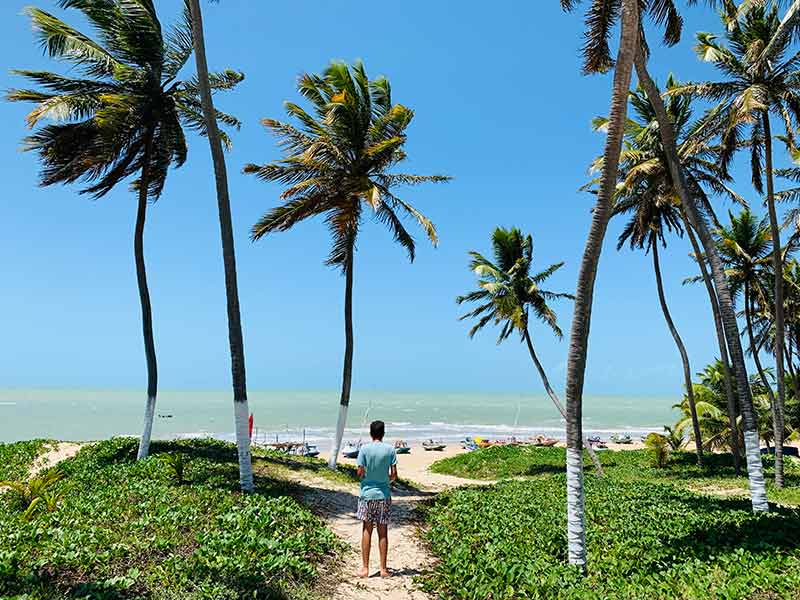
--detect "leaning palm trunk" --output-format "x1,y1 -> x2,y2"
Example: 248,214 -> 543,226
522,329 -> 604,477
651,243 -> 703,463
762,113 -> 786,488
564,0 -> 640,571
745,283 -> 779,416
634,48 -> 768,512
682,212 -> 741,472
329,239 -> 355,469
188,0 -> 253,492
135,133 -> 158,461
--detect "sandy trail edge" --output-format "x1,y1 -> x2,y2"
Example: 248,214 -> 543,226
28,442 -> 84,477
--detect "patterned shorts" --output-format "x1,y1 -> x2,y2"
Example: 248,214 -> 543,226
356,498 -> 392,524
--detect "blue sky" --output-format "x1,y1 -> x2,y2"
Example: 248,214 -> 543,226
0,1 -> 774,396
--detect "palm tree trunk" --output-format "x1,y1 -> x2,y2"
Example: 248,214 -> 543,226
745,282 -> 778,413
188,0 -> 253,492
682,211 -> 742,472
522,328 -> 604,477
634,47 -> 768,512
651,243 -> 704,463
762,112 -> 786,488
564,0 -> 640,572
135,132 -> 158,461
329,237 -> 355,469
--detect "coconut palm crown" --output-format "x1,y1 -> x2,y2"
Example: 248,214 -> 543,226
559,0 -> 710,74
246,60 -> 449,265
8,0 -> 243,201
457,227 -> 573,343
595,77 -> 743,232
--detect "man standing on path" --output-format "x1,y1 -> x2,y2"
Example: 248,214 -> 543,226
356,420 -> 397,578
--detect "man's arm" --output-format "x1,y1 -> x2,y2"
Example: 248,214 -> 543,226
389,464 -> 397,482
357,449 -> 366,479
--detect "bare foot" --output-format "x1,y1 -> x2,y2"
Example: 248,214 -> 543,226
380,568 -> 391,578
357,567 -> 369,578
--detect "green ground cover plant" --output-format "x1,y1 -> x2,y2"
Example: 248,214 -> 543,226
422,476 -> 800,600
430,445 -> 800,505
0,440 -> 48,480
0,438 -> 340,600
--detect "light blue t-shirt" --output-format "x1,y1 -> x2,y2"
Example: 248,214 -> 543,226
357,441 -> 397,500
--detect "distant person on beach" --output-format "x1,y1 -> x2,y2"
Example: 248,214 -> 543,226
356,420 -> 397,578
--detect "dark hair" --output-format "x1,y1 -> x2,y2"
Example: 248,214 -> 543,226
370,420 -> 385,440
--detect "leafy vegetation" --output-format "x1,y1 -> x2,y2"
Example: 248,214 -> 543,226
0,440 -> 47,480
422,476 -> 800,600
1,468 -> 65,521
0,438 -> 340,599
643,432 -> 670,468
429,445 -> 800,505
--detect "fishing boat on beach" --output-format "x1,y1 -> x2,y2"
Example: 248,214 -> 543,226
423,439 -> 446,451
531,435 -> 558,447
394,440 -> 411,454
342,442 -> 361,459
611,433 -> 633,444
263,441 -> 320,458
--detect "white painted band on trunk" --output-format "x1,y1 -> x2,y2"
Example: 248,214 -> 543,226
328,403 -> 349,469
566,447 -> 587,568
234,400 -> 254,492
743,429 -> 769,512
137,395 -> 156,460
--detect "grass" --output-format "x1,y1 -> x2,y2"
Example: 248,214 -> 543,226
0,440 -> 49,480
0,437 -> 341,600
421,476 -> 800,600
423,446 -> 800,599
430,445 -> 800,505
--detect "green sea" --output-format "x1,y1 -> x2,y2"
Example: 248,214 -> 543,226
0,389 -> 680,449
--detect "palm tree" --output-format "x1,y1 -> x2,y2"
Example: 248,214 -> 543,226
633,20 -> 770,511
717,209 -> 779,420
606,92 -> 706,462
558,0 -> 707,568
558,0 -> 641,571
599,74 -> 747,472
598,78 -> 749,466
245,61 -> 449,469
8,0 -> 241,462
674,3 -> 800,487
186,0 -> 253,492
456,227 -> 604,476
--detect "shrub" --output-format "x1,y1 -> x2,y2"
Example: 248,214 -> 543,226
161,451 -> 189,483
1,468 -> 65,520
644,432 -> 671,468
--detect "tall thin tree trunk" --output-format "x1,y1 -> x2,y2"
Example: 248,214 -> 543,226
188,0 -> 253,492
651,243 -> 704,463
135,133 -> 158,461
745,282 -> 778,418
762,112 -> 785,488
329,238 -> 355,469
634,47 -> 768,512
564,0 -> 640,572
522,328 -> 604,477
682,212 -> 741,472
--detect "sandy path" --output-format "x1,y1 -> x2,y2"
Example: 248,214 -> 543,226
298,445 -> 485,599
28,442 -> 83,477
